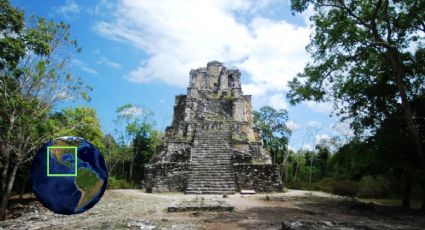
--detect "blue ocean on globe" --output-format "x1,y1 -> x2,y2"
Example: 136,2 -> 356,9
31,136 -> 108,215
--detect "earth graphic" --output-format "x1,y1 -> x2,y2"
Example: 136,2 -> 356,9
31,136 -> 108,215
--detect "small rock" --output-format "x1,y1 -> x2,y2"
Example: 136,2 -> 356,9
321,221 -> 333,226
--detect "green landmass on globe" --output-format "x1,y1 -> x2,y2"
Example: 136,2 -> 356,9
75,168 -> 104,210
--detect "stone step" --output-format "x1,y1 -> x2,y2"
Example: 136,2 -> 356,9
191,156 -> 231,158
187,184 -> 235,188
190,161 -> 232,164
192,153 -> 231,155
190,167 -> 233,170
191,160 -> 232,162
189,175 -> 234,178
185,191 -> 235,195
189,174 -> 234,178
190,168 -> 233,171
188,178 -> 235,182
186,187 -> 235,190
187,182 -> 235,186
190,170 -> 233,173
191,162 -> 232,164
190,165 -> 233,168
186,187 -> 235,191
185,189 -> 235,194
189,173 -> 234,176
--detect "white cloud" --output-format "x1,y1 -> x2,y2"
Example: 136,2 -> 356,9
307,120 -> 322,128
315,134 -> 331,145
287,120 -> 299,131
72,59 -> 98,75
300,144 -> 313,151
304,101 -> 334,114
331,121 -> 354,140
268,93 -> 287,110
95,0 -> 115,16
98,57 -> 122,69
94,0 -> 311,92
119,106 -> 143,117
57,0 -> 80,17
80,66 -> 98,75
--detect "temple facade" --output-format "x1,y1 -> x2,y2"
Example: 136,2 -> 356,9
144,61 -> 283,194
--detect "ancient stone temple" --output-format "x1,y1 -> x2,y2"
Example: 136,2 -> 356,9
144,61 -> 283,194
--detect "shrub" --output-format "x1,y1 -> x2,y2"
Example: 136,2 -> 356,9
331,180 -> 358,197
315,177 -> 358,197
287,180 -> 310,190
315,177 -> 335,193
107,176 -> 133,189
357,175 -> 389,198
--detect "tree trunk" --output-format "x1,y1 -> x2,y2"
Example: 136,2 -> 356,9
309,154 -> 313,187
388,48 -> 425,211
19,174 -> 29,202
129,157 -> 135,184
0,162 -> 19,220
285,163 -> 289,186
1,161 -> 9,193
402,173 -> 411,208
121,159 -> 124,179
421,185 -> 425,211
280,163 -> 285,186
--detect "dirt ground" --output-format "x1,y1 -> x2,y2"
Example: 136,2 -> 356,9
1,189 -> 424,230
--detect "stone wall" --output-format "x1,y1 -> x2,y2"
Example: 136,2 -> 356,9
144,162 -> 190,193
234,163 -> 283,192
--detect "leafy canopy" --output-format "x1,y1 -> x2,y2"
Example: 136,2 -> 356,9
288,0 -> 425,133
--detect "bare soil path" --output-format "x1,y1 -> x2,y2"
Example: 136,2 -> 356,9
1,189 -> 424,230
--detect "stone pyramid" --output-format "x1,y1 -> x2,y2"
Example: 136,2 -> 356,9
145,61 -> 283,194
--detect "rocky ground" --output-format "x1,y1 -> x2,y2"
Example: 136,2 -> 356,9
1,189 -> 424,230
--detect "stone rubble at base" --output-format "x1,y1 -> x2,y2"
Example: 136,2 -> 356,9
144,61 -> 283,194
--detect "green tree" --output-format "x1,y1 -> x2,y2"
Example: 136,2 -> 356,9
49,107 -> 104,152
102,134 -> 121,173
289,0 -> 425,210
315,145 -> 330,178
253,106 -> 291,185
114,104 -> 155,183
253,106 -> 291,164
131,123 -> 159,186
0,0 -> 89,219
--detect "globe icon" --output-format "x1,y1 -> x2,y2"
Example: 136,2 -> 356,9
30,136 -> 108,215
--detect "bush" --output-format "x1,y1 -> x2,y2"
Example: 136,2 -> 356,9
357,175 -> 389,198
107,177 -> 133,189
287,180 -> 311,190
331,180 -> 358,197
315,177 -> 358,197
315,177 -> 334,193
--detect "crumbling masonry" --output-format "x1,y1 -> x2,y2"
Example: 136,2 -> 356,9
144,61 -> 283,194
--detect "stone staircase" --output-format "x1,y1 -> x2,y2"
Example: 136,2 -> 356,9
185,122 -> 235,194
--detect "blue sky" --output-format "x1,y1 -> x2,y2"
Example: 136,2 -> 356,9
12,0 -> 352,150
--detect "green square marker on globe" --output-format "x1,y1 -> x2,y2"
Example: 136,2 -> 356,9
47,146 -> 78,177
